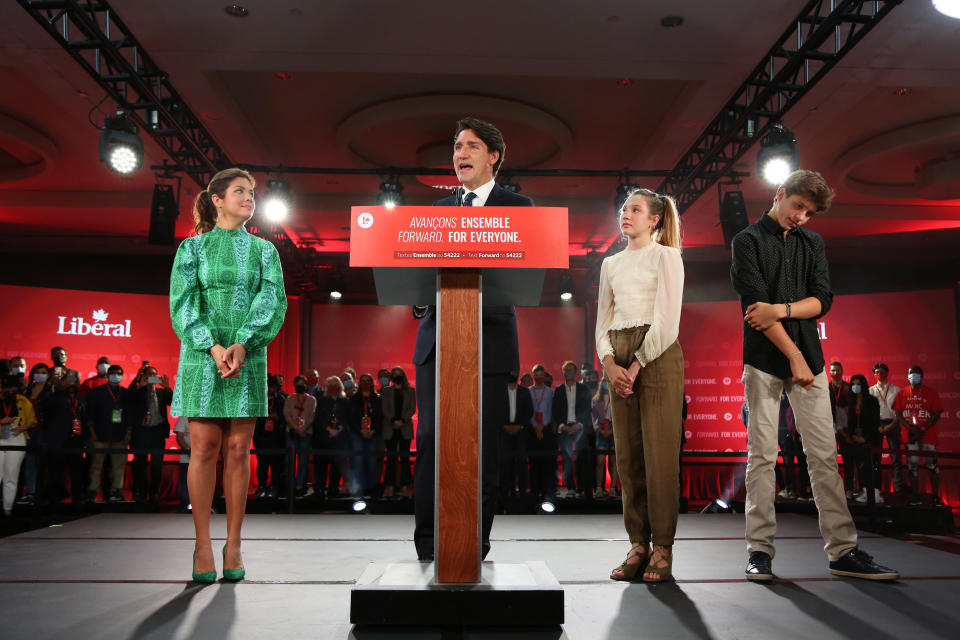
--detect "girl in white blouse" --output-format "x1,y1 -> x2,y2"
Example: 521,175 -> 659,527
597,188 -> 684,582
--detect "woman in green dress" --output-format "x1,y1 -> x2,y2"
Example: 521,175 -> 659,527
170,168 -> 287,582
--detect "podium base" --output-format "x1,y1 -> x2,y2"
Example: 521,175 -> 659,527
350,561 -> 564,627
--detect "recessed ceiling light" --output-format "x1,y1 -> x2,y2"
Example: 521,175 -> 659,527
893,87 -> 911,97
660,15 -> 684,28
224,4 -> 248,17
617,78 -> 633,88
274,71 -> 292,81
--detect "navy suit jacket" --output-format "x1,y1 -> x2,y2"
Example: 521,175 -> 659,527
412,183 -> 534,374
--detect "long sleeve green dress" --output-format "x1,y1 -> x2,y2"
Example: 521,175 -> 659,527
169,225 -> 287,417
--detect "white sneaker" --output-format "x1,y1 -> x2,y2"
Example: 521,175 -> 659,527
557,488 -> 569,499
875,489 -> 885,504
777,489 -> 791,499
845,490 -> 854,500
855,492 -> 868,503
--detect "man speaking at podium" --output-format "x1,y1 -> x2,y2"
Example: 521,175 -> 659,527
412,117 -> 534,561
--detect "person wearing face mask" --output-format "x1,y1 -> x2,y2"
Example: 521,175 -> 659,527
843,374 -> 883,505
527,364 -> 555,499
597,188 -> 685,583
348,373 -> 382,498
341,368 -> 358,399
1,375 -> 37,516
732,170 -> 898,582
49,346 -> 80,384
16,363 -> 54,507
592,378 -> 617,498
129,366 -> 174,504
869,363 -> 903,495
314,376 -> 353,498
80,357 -> 112,398
304,370 -> 321,397
283,375 -> 317,498
552,360 -> 594,499
38,373 -> 86,513
85,365 -> 132,503
893,366 -> 943,507
380,366 -> 416,500
500,369 -> 534,499
829,362 -> 862,500
8,357 -> 27,391
254,374 -> 288,499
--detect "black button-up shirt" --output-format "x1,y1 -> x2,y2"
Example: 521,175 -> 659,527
730,212 -> 833,379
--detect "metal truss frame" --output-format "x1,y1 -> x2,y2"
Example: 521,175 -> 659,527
656,0 -> 902,214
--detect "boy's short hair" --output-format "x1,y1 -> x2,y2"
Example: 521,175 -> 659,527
782,169 -> 835,212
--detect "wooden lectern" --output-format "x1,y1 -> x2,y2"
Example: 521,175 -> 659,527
349,205 -> 567,627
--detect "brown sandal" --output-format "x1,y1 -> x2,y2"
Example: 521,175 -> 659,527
642,545 -> 673,582
610,543 -> 649,581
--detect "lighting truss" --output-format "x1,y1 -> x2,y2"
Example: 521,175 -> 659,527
18,0 -> 312,289
656,0 -> 902,213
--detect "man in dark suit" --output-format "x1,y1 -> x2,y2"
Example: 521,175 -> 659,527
501,368 -> 535,498
413,117 -> 534,561
551,360 -> 594,498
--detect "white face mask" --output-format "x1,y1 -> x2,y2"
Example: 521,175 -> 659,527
97,363 -> 109,375
33,373 -> 48,384
108,373 -> 123,384
11,366 -> 25,375
851,384 -> 863,394
907,373 -> 922,385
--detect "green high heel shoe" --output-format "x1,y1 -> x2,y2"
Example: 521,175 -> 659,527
222,545 -> 245,581
192,550 -> 216,583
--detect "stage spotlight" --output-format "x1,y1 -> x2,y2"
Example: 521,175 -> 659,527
99,113 -> 143,174
614,182 -> 640,216
757,123 -> 798,185
539,500 -> 556,514
700,498 -> 735,514
329,271 -> 345,300
351,499 -> 369,513
933,1 -> 960,19
377,178 -> 405,209
263,177 -> 292,222
558,273 -> 574,302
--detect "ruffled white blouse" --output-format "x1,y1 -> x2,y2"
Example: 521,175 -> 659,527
595,241 -> 684,367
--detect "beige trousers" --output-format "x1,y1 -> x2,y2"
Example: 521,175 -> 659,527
743,365 -> 857,561
608,326 -> 684,546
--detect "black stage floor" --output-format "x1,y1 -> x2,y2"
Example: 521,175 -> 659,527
1,513 -> 958,639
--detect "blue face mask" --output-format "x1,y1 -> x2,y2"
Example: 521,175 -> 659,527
564,370 -> 576,382
851,384 -> 862,395
908,373 -> 922,385
33,373 -> 48,384
379,377 -> 390,387
343,380 -> 355,390
108,373 -> 123,384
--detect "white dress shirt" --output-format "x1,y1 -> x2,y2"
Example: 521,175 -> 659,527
870,381 -> 901,422
565,383 -> 577,423
595,242 -> 684,366
462,178 -> 496,206
507,385 -> 517,423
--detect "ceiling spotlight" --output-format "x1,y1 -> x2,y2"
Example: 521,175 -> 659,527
263,177 -> 292,222
933,1 -> 960,20
757,123 -> 798,185
329,271 -> 345,301
99,113 -> 143,174
614,181 -> 640,216
377,178 -> 405,209
558,273 -> 574,302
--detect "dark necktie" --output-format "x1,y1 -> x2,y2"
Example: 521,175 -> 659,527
463,191 -> 477,206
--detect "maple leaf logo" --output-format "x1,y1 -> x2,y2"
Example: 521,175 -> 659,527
92,309 -> 109,322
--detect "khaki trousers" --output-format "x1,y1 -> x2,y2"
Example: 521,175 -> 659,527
87,440 -> 127,495
608,326 -> 684,546
743,365 -> 857,561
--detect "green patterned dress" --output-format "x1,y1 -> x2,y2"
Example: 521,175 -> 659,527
169,225 -> 287,418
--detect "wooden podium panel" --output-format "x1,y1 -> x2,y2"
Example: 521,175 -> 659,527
435,269 -> 481,583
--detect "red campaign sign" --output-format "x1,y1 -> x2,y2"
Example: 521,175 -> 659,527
349,206 -> 569,268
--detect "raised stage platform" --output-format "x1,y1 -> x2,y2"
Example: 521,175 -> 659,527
1,513 -> 958,639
